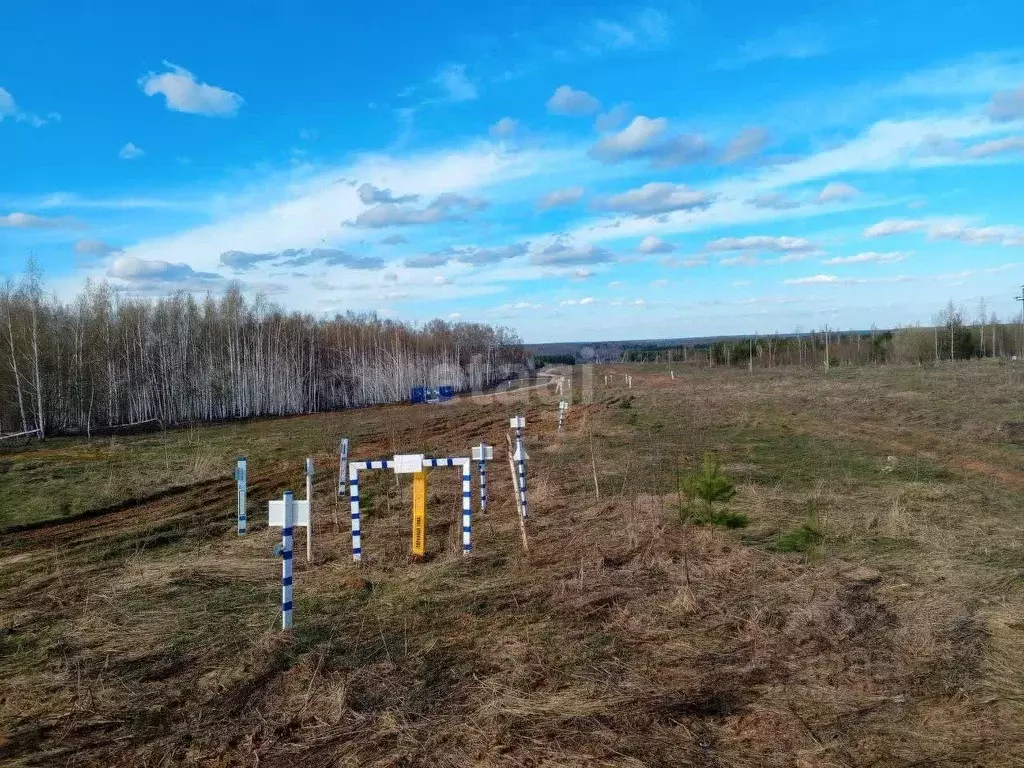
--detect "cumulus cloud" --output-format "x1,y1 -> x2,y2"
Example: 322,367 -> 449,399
637,235 -> 676,254
537,186 -> 585,210
357,183 -> 419,205
489,117 -> 519,139
929,222 -> 1023,245
433,64 -> 478,102
547,85 -> 601,116
705,235 -> 816,253
108,256 -> 226,291
595,103 -> 631,132
863,218 -> 926,237
784,274 -> 840,285
0,212 -> 81,229
74,240 -> 123,259
220,248 -> 384,271
561,297 -> 597,306
0,87 -> 58,127
721,127 -> 770,163
595,182 -> 714,216
456,243 -> 528,266
139,61 -> 243,116
749,192 -> 801,210
404,253 -> 452,269
354,192 -> 487,228
119,142 -> 145,160
967,136 -> 1024,157
589,116 -> 710,166
823,251 -> 906,265
720,254 -> 759,266
817,181 -> 859,203
573,268 -> 594,279
988,86 -> 1024,122
532,242 -> 616,266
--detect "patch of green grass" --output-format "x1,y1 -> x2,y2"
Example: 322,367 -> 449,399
774,504 -> 825,558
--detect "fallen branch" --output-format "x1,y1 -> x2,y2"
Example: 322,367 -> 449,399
0,428 -> 42,442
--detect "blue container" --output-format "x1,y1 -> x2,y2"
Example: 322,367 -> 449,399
438,386 -> 455,400
410,386 -> 426,404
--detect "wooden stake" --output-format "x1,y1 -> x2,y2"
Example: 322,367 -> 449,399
506,433 -> 529,552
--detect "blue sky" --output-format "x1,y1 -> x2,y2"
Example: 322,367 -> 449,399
3,0 -> 1024,342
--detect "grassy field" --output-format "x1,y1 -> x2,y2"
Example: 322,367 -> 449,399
1,363 -> 1022,766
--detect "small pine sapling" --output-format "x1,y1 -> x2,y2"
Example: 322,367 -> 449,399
679,453 -> 746,528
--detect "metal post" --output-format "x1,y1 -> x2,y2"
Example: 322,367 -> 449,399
338,438 -> 349,494
515,423 -> 528,520
479,456 -> 487,513
235,457 -> 247,536
305,457 -> 314,562
350,466 -> 362,562
281,491 -> 294,630
461,460 -> 472,555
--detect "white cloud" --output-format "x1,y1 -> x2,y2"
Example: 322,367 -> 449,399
817,181 -> 859,203
547,85 -> 601,116
928,222 -> 1024,245
718,23 -> 829,70
661,255 -> 707,268
433,64 -> 478,102
589,116 -> 711,166
434,275 -> 451,285
74,239 -> 123,259
354,192 -> 487,228
988,86 -> 1024,122
357,183 -> 419,205
785,274 -> 840,285
585,8 -> 671,52
573,268 -> 594,279
749,192 -> 801,210
721,127 -> 770,163
119,142 -> 145,160
720,254 -> 759,266
706,235 -> 816,253
637,235 -> 675,254
864,218 -> 926,237
595,103 -> 631,132
489,117 -> 519,139
967,136 -> 1024,157
595,182 -> 714,216
139,61 -> 243,116
108,256 -> 225,292
733,280 -> 752,287
561,296 -> 597,306
538,186 -> 584,210
650,278 -> 669,288
532,242 -> 616,266
823,251 -> 906,265
0,87 -> 57,127
1,212 -> 81,229
222,248 -> 384,271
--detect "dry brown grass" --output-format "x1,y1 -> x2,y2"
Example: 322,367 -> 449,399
1,363 -> 1023,766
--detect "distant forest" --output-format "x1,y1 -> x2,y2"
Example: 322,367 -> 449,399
618,300 -> 1022,368
0,264 -> 524,438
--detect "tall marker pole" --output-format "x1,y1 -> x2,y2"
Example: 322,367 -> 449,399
305,457 -> 314,562
349,466 -> 362,562
511,417 -> 528,520
461,460 -> 472,555
281,491 -> 294,629
411,470 -> 427,557
338,438 -> 349,495
235,457 -> 247,536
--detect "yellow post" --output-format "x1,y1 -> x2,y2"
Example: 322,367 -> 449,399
411,470 -> 426,557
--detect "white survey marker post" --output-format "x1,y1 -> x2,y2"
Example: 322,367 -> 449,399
305,457 -> 314,562
510,416 -> 529,519
338,438 -> 349,493
472,443 -> 494,512
235,457 -> 247,536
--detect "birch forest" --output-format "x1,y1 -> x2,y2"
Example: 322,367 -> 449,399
0,269 -> 524,438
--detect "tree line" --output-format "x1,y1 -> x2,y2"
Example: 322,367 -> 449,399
620,299 -> 1024,369
0,265 -> 524,438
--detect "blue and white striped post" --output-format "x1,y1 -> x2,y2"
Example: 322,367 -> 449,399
349,466 -> 362,563
235,457 -> 247,535
338,438 -> 349,495
472,443 -> 492,513
461,459 -> 472,555
511,417 -> 528,520
281,491 -> 294,630
558,401 -> 568,431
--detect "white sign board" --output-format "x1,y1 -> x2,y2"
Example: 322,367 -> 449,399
513,444 -> 530,461
393,453 -> 426,474
269,499 -> 310,527
509,417 -> 526,429
472,445 -> 494,461
559,401 -> 568,409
